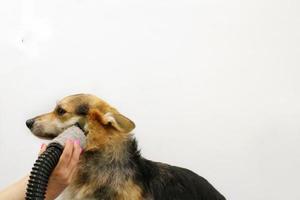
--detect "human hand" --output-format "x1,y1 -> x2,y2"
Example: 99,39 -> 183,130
39,139 -> 82,200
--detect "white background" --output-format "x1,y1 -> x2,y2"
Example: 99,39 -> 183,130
1,0 -> 300,199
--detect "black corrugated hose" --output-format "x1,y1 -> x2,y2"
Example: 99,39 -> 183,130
25,142 -> 63,200
24,125 -> 86,200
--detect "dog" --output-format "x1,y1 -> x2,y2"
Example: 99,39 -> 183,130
26,94 -> 226,200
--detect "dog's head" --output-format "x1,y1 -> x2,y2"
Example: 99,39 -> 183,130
26,94 -> 135,141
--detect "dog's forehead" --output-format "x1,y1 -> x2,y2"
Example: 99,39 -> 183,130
58,94 -> 107,109
60,95 -> 85,104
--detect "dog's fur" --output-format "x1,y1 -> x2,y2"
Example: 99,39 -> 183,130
27,94 -> 226,200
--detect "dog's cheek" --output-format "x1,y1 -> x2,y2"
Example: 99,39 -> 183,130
64,116 -> 82,127
42,121 -> 63,135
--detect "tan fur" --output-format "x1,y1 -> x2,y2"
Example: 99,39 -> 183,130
115,179 -> 143,200
65,178 -> 142,200
85,109 -> 129,159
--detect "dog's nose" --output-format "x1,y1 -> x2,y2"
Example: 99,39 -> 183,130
26,119 -> 35,129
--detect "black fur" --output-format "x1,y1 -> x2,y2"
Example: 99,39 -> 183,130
75,104 -> 89,115
127,139 -> 226,200
94,186 -> 118,199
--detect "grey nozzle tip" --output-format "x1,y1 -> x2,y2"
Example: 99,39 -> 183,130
51,126 -> 86,148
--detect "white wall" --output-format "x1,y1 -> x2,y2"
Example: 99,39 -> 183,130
1,0 -> 300,199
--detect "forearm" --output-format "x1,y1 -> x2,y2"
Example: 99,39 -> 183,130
0,175 -> 66,200
0,175 -> 29,200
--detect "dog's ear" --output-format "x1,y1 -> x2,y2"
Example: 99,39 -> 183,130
103,112 -> 135,133
88,109 -> 135,133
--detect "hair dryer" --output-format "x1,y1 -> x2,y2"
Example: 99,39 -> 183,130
25,126 -> 86,200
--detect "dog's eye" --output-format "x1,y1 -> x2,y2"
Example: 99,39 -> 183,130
56,107 -> 67,116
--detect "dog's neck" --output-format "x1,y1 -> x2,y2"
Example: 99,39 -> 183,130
91,137 -> 131,163
67,136 -> 141,199
71,135 -> 140,188
83,136 -> 136,165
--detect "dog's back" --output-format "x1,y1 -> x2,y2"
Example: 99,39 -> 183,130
135,158 -> 226,200
65,138 -> 226,200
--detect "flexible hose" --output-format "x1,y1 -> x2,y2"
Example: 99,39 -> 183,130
25,142 -> 63,200
25,126 -> 86,200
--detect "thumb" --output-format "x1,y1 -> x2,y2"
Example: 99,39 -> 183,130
38,143 -> 47,155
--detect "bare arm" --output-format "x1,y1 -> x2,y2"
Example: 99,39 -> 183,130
0,175 -> 29,200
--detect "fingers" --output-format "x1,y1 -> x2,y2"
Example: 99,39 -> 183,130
39,143 -> 47,155
67,140 -> 82,182
50,139 -> 82,184
68,140 -> 82,169
37,138 -> 82,188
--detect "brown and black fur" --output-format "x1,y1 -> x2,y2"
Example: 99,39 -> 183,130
26,94 -> 226,200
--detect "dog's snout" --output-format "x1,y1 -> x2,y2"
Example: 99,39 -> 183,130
26,119 -> 35,129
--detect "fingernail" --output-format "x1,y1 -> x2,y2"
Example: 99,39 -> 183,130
40,143 -> 45,149
75,139 -> 80,145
